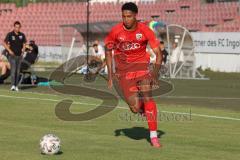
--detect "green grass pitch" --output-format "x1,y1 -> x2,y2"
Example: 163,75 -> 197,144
0,71 -> 239,160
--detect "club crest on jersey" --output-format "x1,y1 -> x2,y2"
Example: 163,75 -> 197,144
136,33 -> 142,40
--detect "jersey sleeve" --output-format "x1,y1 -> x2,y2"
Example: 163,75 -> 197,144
104,28 -> 116,50
143,26 -> 160,49
4,32 -> 11,43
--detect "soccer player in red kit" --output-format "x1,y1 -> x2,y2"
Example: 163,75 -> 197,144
105,2 -> 163,148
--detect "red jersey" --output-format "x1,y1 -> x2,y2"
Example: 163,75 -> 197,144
105,22 -> 159,74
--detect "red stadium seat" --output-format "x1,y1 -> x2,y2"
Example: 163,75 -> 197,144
1,1 -> 239,45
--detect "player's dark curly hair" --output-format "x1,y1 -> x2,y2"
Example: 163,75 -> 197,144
121,2 -> 138,13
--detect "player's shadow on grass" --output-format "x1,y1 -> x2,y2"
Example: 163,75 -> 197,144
20,85 -> 38,90
114,127 -> 165,143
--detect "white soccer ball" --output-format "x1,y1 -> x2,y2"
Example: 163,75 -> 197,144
39,134 -> 61,155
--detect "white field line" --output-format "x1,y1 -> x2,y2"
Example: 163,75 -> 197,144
1,89 -> 240,100
164,96 -> 240,100
0,94 -> 240,121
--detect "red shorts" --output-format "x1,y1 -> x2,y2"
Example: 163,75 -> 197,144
117,70 -> 152,99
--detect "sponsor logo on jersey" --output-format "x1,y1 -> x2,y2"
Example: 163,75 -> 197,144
121,42 -> 140,51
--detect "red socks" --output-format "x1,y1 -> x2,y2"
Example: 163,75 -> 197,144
144,99 -> 158,131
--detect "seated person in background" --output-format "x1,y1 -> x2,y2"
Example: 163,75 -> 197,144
0,40 -> 38,84
170,42 -> 184,64
160,41 -> 169,65
0,51 -> 10,84
91,40 -> 105,61
80,40 -> 106,74
89,40 -> 106,74
21,40 -> 38,71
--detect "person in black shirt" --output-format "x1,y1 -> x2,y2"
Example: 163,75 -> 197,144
3,21 -> 26,91
160,41 -> 169,65
159,41 -> 169,77
21,40 -> 38,71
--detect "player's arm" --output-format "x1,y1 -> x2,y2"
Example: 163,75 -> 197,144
152,47 -> 163,78
22,43 -> 27,55
144,26 -> 163,82
3,33 -> 14,56
3,42 -> 14,56
105,46 -> 113,89
21,34 -> 27,55
104,28 -> 116,89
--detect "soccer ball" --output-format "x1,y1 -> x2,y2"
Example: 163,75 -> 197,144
39,134 -> 61,155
